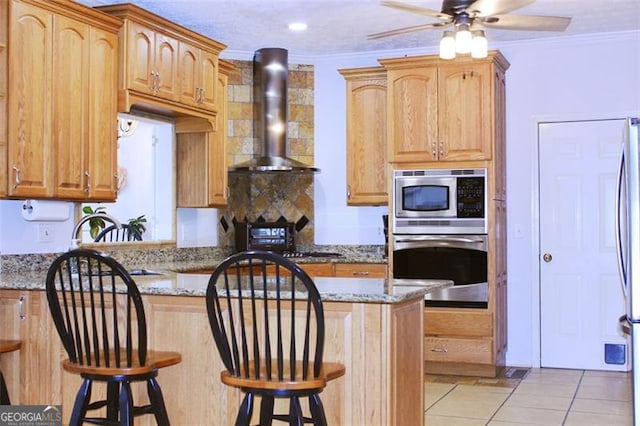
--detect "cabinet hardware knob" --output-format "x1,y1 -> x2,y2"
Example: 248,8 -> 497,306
84,171 -> 91,194
12,166 -> 20,189
149,71 -> 155,91
19,294 -> 25,320
543,253 -> 552,262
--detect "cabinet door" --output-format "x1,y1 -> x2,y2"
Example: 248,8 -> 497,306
52,15 -> 89,199
86,27 -> 118,200
0,290 -> 27,404
387,67 -> 438,163
154,32 -> 179,100
198,49 -> 218,112
438,63 -> 492,161
334,263 -> 387,278
345,74 -> 387,205
208,70 -> 227,205
7,1 -> 53,197
0,3 -> 7,197
125,21 -> 154,94
178,41 -> 199,107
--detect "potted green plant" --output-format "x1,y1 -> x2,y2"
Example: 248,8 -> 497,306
128,215 -> 147,236
82,206 -> 107,240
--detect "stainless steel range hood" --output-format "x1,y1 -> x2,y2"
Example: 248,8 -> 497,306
229,48 -> 319,173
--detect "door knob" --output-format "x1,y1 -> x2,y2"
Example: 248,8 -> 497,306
543,253 -> 552,262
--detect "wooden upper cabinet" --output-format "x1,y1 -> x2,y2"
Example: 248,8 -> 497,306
5,0 -> 121,200
7,1 -> 53,198
437,62 -> 492,162
126,21 -> 178,101
179,41 -> 218,111
86,27 -> 118,200
385,66 -> 438,163
52,15 -> 90,199
339,67 -> 388,206
97,3 -> 226,121
380,52 -> 508,164
175,59 -> 232,208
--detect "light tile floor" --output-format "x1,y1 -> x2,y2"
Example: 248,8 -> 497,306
425,368 -> 633,425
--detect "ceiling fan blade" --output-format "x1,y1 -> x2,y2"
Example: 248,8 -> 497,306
465,0 -> 534,17
367,21 -> 452,40
380,0 -> 450,19
480,14 -> 571,31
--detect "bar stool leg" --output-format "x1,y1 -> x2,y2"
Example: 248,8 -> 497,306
0,370 -> 11,405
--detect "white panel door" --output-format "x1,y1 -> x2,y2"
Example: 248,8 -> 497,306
539,119 -> 629,370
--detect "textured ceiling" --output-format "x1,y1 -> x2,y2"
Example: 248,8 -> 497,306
79,0 -> 640,56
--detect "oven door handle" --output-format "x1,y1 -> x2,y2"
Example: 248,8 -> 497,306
394,236 -> 486,244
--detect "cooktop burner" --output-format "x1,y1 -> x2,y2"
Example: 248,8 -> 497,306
281,251 -> 343,258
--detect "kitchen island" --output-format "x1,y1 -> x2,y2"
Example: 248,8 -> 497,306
0,265 -> 449,425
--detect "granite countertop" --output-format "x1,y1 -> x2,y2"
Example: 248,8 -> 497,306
0,267 -> 449,304
0,246 -> 449,304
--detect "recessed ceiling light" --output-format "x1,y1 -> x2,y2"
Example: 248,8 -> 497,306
288,22 -> 308,31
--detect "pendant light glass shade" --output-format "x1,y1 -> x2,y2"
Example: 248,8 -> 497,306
439,31 -> 456,60
455,23 -> 472,54
471,30 -> 488,58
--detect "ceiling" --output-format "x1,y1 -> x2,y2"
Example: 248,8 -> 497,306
78,0 -> 640,57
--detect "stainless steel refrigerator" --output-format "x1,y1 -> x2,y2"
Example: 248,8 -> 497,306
617,117 -> 640,424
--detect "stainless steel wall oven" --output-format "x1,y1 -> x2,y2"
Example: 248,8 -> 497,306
393,234 -> 488,308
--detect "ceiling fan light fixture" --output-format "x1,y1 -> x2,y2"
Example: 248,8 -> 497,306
471,30 -> 488,58
439,30 -> 456,60
454,23 -> 472,54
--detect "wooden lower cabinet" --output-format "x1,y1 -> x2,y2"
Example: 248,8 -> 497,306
141,294 -> 423,425
424,307 -> 500,377
186,262 -> 388,279
5,289 -> 423,425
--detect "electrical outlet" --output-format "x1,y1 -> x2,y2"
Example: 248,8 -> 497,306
37,224 -> 55,242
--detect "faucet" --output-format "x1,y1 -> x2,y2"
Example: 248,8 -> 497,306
70,213 -> 122,250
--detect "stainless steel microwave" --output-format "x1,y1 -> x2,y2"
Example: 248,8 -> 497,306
392,168 -> 488,235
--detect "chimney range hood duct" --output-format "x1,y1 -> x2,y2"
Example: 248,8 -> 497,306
229,48 -> 319,173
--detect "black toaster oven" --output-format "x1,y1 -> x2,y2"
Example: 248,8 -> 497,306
235,222 -> 295,253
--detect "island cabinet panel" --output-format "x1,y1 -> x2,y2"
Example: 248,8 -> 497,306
339,67 -> 388,206
5,0 -> 121,200
139,294 -> 424,426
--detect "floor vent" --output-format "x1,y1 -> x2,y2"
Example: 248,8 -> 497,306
503,367 -> 530,380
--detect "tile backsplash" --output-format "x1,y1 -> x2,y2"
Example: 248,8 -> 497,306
219,59 -> 315,249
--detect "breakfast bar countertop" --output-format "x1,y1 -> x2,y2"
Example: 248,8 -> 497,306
0,267 -> 451,304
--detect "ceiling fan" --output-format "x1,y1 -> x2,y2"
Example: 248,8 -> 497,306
368,0 -> 571,58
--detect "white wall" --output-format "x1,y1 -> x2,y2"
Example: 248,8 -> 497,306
1,31 -> 639,368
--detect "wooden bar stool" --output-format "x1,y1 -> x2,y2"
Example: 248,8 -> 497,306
206,251 -> 346,425
0,339 -> 22,405
46,249 -> 181,425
